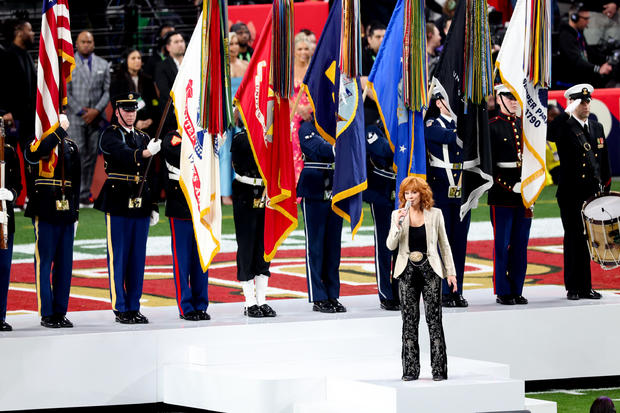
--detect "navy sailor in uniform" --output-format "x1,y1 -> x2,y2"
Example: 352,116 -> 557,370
24,115 -> 80,328
363,123 -> 399,311
488,84 -> 531,306
297,120 -> 345,313
231,127 -> 276,318
0,124 -> 22,331
162,130 -> 210,321
424,88 -> 471,308
548,84 -> 611,300
95,93 -> 161,324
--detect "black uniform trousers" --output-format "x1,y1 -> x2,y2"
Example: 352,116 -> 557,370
558,196 -> 593,293
399,260 -> 447,378
437,203 -> 470,296
370,202 -> 398,302
0,233 -> 14,321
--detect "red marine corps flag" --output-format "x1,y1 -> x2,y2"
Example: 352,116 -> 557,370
33,0 -> 75,177
234,0 -> 298,261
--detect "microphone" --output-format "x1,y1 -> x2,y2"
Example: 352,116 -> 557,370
399,200 -> 411,226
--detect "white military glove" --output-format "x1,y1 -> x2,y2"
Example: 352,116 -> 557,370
150,210 -> 159,226
0,188 -> 14,202
59,113 -> 70,130
565,99 -> 581,115
146,139 -> 161,156
74,221 -> 78,237
513,181 -> 522,193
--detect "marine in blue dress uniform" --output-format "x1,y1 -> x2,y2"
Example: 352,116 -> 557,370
297,121 -> 345,313
24,116 -> 80,328
424,90 -> 471,308
162,130 -> 210,321
230,127 -> 276,318
488,84 -> 531,305
363,123 -> 399,311
95,93 -> 161,324
0,134 -> 22,331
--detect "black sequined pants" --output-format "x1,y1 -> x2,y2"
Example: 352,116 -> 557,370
399,260 -> 448,378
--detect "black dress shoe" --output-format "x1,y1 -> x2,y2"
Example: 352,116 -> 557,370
441,295 -> 455,308
259,304 -> 277,317
180,311 -> 201,321
401,375 -> 418,381
579,289 -> 602,299
198,310 -> 211,320
380,300 -> 400,311
513,295 -> 528,305
312,300 -> 336,313
131,311 -> 149,324
433,374 -> 447,381
496,295 -> 515,305
41,316 -> 61,328
453,294 -> 469,307
328,298 -> 347,313
55,314 -> 74,328
244,305 -> 264,318
115,312 -> 135,324
0,321 -> 12,331
567,291 -> 580,300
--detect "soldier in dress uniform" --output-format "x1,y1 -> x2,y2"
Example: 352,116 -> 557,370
95,93 -> 161,324
297,120 -> 345,314
488,84 -> 531,306
548,83 -> 610,301
0,125 -> 22,331
363,123 -> 399,311
24,115 -> 80,328
230,127 -> 276,318
162,130 -> 210,321
424,89 -> 470,308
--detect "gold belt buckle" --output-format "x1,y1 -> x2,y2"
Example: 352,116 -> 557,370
253,198 -> 265,208
128,197 -> 143,208
409,251 -> 424,263
56,199 -> 69,211
448,186 -> 461,198
324,190 -> 333,201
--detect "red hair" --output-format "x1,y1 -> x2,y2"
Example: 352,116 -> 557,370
398,176 -> 434,210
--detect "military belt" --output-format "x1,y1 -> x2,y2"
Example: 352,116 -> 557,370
496,161 -> 521,168
166,161 -> 180,181
428,158 -> 462,170
372,167 -> 396,180
35,179 -> 72,187
108,173 -> 144,183
235,173 -> 264,186
304,162 -> 335,170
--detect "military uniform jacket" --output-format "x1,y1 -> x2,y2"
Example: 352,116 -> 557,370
363,125 -> 395,206
296,121 -> 335,201
548,112 -> 611,201
95,125 -> 158,217
2,142 -> 22,233
231,128 -> 265,206
487,113 -> 524,207
162,131 -> 191,219
24,127 -> 81,224
425,114 -> 463,205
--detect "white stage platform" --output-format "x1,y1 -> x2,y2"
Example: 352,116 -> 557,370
3,284 -> 617,412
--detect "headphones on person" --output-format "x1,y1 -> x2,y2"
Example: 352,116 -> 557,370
570,2 -> 584,22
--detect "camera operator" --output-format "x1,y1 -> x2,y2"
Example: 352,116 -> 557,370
583,1 -> 620,46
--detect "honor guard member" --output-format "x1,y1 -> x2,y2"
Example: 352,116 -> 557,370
24,115 -> 80,328
548,84 -> 611,301
95,93 -> 161,324
230,127 -> 276,318
363,123 -> 399,311
297,120 -> 345,314
162,130 -> 210,321
488,84 -> 532,306
0,125 -> 22,331
424,88 -> 471,308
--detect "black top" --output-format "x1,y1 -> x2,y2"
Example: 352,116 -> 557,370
2,142 -> 22,233
408,224 -> 427,254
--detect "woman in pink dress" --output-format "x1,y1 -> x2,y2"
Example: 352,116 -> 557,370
291,33 -> 313,185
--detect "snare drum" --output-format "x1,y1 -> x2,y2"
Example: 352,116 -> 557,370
581,192 -> 620,269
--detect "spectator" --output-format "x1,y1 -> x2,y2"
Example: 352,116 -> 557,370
0,18 -> 36,150
591,396 -> 617,413
426,22 -> 442,79
230,22 -> 253,62
154,31 -> 186,134
290,32 -> 313,184
110,48 -> 159,139
299,28 -> 317,56
143,23 -> 175,78
66,30 -> 111,207
361,21 -> 386,126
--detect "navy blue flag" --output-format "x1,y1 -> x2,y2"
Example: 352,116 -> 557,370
302,0 -> 367,236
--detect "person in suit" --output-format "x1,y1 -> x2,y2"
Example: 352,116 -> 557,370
297,121 -> 345,314
424,88 -> 470,308
154,31 -> 186,134
95,93 -> 161,324
548,83 -> 611,300
386,176 -> 457,381
24,116 -> 80,328
488,84 -> 531,306
363,123 -> 399,311
66,31 -> 111,206
0,131 -> 22,331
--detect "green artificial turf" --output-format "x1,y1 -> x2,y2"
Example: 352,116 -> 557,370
528,388 -> 620,413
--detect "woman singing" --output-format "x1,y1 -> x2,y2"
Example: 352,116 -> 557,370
386,176 -> 458,381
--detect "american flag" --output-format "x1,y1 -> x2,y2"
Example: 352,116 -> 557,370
33,0 -> 75,177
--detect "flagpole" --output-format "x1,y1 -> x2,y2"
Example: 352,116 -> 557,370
289,87 -> 306,122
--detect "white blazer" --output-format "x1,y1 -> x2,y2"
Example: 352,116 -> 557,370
386,207 -> 456,279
